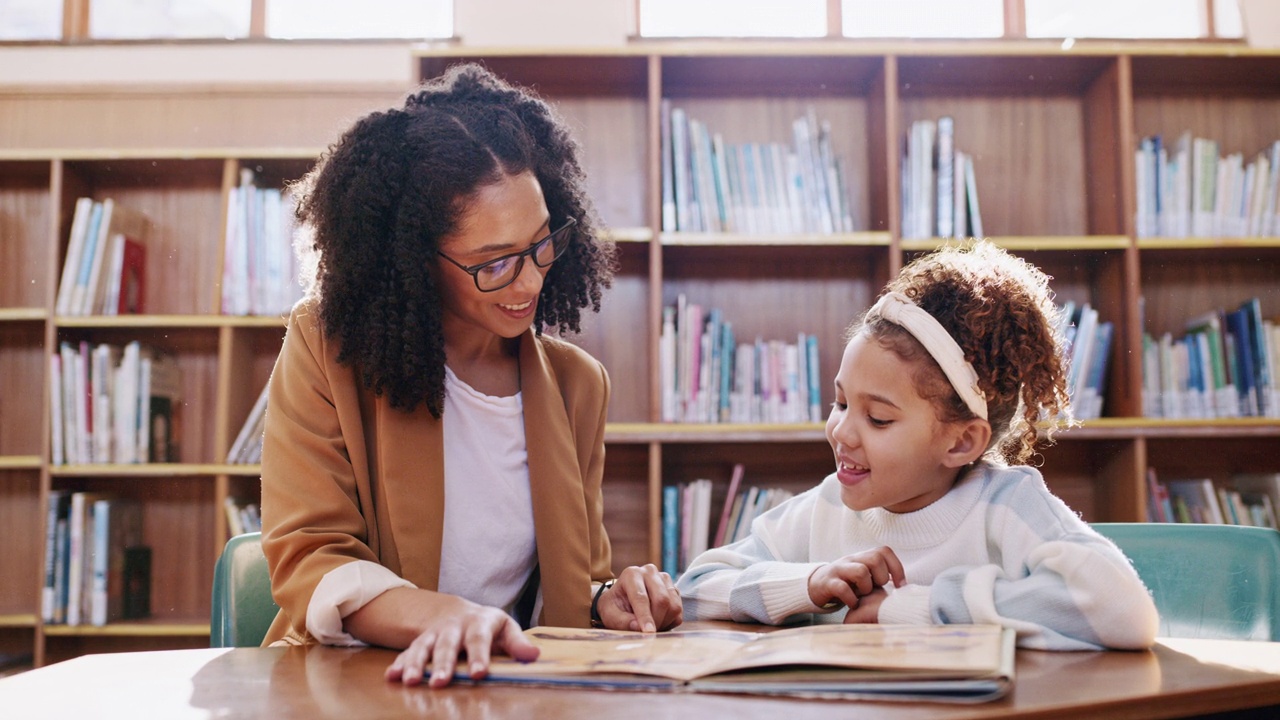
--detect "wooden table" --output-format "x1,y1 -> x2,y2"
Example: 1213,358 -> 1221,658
2,637 -> 1279,719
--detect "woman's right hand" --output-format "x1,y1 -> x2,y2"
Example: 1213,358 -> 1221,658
348,588 -> 539,688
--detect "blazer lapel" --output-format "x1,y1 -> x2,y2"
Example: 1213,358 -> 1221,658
520,331 -> 592,626
375,396 -> 445,591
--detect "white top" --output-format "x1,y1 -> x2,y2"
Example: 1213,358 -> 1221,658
304,366 -> 537,646
675,461 -> 1159,651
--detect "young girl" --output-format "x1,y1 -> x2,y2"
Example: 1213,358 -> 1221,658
676,241 -> 1158,650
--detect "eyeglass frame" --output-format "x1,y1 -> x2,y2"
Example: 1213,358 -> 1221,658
436,216 -> 577,293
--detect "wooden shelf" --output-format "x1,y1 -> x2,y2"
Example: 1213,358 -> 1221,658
0,456 -> 43,470
42,621 -> 210,638
661,231 -> 891,247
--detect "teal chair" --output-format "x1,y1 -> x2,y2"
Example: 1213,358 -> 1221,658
1093,523 -> 1280,641
210,532 -> 280,648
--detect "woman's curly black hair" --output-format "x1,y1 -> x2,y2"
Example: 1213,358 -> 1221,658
291,63 -> 616,418
852,240 -> 1072,464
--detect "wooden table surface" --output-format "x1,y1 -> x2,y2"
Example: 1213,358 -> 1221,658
2,636 -> 1279,719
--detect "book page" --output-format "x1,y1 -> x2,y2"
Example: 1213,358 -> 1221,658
489,626 -> 762,682
700,624 -> 1008,676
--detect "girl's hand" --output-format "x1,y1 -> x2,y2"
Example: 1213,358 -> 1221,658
842,586 -> 889,624
381,596 -> 539,688
807,546 -> 905,610
596,564 -> 683,632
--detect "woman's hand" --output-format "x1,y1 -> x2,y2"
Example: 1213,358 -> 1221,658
350,589 -> 539,688
596,564 -> 683,633
807,546 -> 905,611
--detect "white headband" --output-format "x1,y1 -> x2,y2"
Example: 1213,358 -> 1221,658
868,291 -> 988,421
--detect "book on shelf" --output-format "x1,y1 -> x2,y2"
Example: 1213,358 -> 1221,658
223,497 -> 262,536
144,353 -> 182,463
712,463 -> 746,548
1145,468 -> 1174,524
54,197 -> 95,317
65,491 -> 113,626
226,382 -> 270,464
1232,474 -> 1280,529
465,624 -> 1015,703
89,497 -> 143,626
40,491 -> 71,622
100,233 -> 146,315
122,546 -> 152,620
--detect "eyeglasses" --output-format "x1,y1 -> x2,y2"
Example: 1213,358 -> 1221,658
437,217 -> 577,293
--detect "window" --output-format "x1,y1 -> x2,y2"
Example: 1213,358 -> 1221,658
842,0 -> 1003,39
638,0 -> 826,38
0,0 -> 453,42
90,0 -> 251,40
0,0 -> 62,40
267,0 -> 453,40
639,0 -> 1245,41
1026,0 -> 1212,39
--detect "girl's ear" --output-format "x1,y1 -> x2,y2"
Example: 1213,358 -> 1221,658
942,418 -> 992,468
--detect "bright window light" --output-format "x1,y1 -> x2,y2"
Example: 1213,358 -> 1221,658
1026,0 -> 1203,39
90,0 -> 251,40
1215,0 -> 1243,38
842,0 -> 1003,38
0,0 -> 62,40
267,0 -> 453,39
639,0 -> 827,38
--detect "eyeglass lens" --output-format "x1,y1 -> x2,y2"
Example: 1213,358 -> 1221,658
475,222 -> 572,291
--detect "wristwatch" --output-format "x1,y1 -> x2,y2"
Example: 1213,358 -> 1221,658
590,579 -> 616,628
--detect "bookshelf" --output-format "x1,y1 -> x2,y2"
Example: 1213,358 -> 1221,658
1,41 -> 1278,667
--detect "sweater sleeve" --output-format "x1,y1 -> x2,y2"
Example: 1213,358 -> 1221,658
892,475 -> 1159,651
675,490 -> 828,625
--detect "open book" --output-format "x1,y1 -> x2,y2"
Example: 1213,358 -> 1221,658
468,623 -> 1016,703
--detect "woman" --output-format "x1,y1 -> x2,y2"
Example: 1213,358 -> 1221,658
260,64 -> 681,688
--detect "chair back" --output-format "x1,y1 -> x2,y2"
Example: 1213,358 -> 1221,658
211,532 -> 280,648
1093,522 -> 1280,641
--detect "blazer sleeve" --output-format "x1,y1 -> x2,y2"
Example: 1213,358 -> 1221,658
260,303 -> 383,642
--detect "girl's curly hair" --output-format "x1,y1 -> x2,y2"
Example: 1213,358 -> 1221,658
853,241 -> 1071,464
291,63 -> 616,417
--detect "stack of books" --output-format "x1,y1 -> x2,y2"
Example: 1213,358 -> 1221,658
54,197 -> 149,317
41,491 -> 150,626
661,464 -> 795,576
1135,132 -> 1280,239
1141,297 -> 1278,419
49,340 -> 181,466
661,103 -> 855,235
660,295 -> 821,424
221,168 -> 304,316
901,116 -> 984,240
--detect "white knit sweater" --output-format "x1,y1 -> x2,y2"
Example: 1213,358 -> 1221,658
675,461 -> 1159,650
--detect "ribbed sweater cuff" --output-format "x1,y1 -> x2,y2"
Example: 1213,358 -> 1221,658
755,562 -> 828,619
876,584 -> 932,625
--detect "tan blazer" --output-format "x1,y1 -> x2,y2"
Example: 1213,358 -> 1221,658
260,300 -> 614,645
